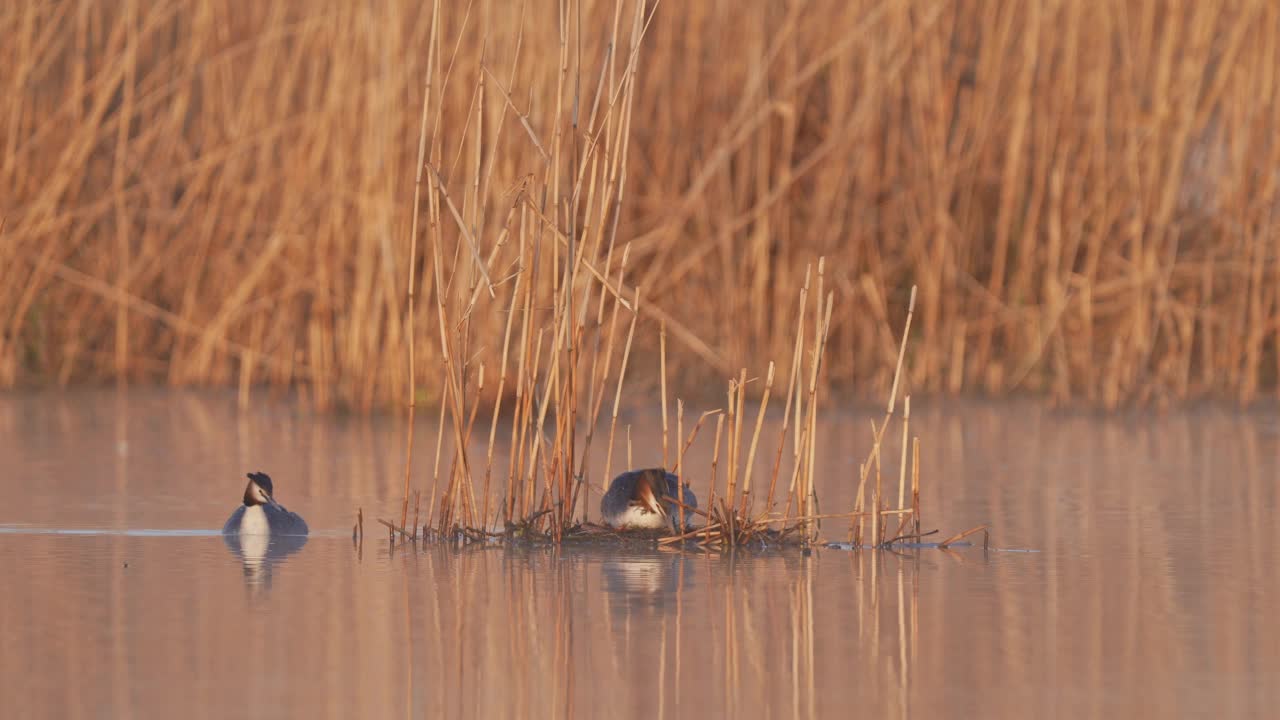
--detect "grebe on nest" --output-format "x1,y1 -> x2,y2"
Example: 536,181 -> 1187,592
600,468 -> 697,529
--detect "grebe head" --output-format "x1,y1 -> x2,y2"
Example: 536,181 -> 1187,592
243,472 -> 275,506
632,470 -> 669,517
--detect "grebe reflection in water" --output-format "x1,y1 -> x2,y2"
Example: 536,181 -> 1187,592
221,471 -> 308,590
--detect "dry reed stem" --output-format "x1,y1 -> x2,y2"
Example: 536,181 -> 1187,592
398,48 -> 437,530
729,368 -> 747,504
482,263 -> 524,526
938,525 -> 990,549
724,378 -> 737,503
661,320 -> 669,467
799,292 -> 834,540
576,243 -> 629,512
575,244 -> 631,502
897,396 -> 910,509
657,522 -> 722,545
848,462 -> 866,545
739,361 -> 775,516
886,286 -> 917,415
412,491 -> 421,540
762,508 -> 916,528
911,437 -> 920,536
679,409 -> 720,472
766,266 -> 810,516
378,518 -> 415,541
675,398 -> 684,476
869,420 -> 883,547
708,413 -> 725,512
603,287 -> 642,501
674,397 -> 685,532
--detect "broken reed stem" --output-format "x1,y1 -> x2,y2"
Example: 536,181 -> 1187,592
848,462 -> 865,544
800,291 -> 834,540
850,285 -> 917,546
882,529 -> 939,546
938,525 -> 990,549
675,400 -> 686,532
729,368 -> 746,508
413,490 -> 421,540
763,508 -> 915,525
658,522 -> 723,545
675,398 -> 685,477
911,436 -> 921,536
766,267 -> 810,517
661,320 -> 669,467
887,286 -> 917,416
871,420 -> 882,546
803,259 -> 827,534
708,413 -> 726,513
783,283 -> 830,532
378,518 -> 415,541
724,378 -> 738,503
876,285 -> 917,545
739,361 -> 775,517
680,410 -> 720,470
897,395 -> 910,510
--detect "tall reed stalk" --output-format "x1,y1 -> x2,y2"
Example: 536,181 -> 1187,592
3,2 -> 1276,409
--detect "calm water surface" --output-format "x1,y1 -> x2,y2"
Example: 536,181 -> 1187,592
1,389 -> 1277,718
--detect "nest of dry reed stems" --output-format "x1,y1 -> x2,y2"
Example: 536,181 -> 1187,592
370,271 -> 984,551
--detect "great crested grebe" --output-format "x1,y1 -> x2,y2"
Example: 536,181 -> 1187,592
600,468 -> 697,530
222,472 -> 309,536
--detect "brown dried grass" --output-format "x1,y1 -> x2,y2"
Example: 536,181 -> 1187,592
3,1 -> 1280,411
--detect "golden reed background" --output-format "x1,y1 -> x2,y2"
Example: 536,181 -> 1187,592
2,0 -> 1278,410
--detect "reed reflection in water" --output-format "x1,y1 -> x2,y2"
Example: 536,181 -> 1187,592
0,390 -> 1277,718
333,544 -> 913,719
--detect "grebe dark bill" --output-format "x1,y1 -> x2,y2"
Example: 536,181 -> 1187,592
222,472 -> 309,536
600,468 -> 698,530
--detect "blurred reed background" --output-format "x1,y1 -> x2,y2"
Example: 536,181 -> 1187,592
2,0 -> 1278,411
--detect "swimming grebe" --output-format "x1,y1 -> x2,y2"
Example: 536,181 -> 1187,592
222,472 -> 309,536
600,468 -> 697,530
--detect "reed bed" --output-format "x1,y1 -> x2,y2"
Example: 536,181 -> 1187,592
645,281 -> 983,550
3,1 -> 1280,410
